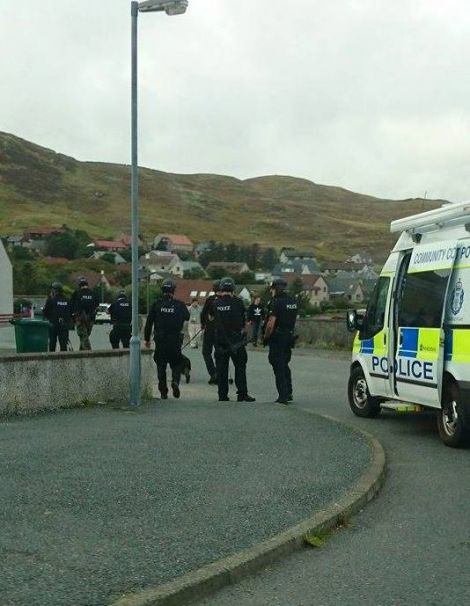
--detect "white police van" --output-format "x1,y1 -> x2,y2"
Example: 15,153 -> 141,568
347,199 -> 470,447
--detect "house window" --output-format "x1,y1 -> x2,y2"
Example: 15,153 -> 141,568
190,290 -> 197,297
200,291 -> 207,297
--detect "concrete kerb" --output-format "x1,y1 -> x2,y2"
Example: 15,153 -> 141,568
110,409 -> 386,606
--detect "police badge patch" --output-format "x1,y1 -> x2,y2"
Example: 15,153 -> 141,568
450,279 -> 465,316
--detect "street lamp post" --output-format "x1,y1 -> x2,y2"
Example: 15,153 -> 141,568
100,269 -> 105,303
129,0 -> 188,407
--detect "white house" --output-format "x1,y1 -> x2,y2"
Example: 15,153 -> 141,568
0,240 -> 13,315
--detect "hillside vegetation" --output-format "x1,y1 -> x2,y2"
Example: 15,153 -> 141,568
0,132 -> 443,261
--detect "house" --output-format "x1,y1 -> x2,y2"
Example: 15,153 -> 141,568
23,227 -> 66,251
281,273 -> 329,307
272,258 -> 320,277
347,252 -> 374,265
0,240 -> 13,315
70,271 -> 111,290
206,262 -> 251,275
89,239 -> 128,252
194,241 -> 213,258
173,279 -> 216,305
5,234 -> 25,248
92,251 -> 128,265
140,251 -> 180,274
170,260 -> 206,278
279,248 -> 317,264
327,272 -> 366,303
322,262 -> 353,275
236,286 -> 253,304
153,234 -> 193,254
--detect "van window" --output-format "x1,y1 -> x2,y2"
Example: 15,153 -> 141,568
398,269 -> 450,328
360,277 -> 390,340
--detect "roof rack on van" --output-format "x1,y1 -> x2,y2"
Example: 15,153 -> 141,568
390,200 -> 470,234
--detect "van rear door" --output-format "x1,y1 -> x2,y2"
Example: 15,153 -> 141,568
392,241 -> 457,408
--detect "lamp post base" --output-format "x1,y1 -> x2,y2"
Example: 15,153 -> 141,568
129,336 -> 142,406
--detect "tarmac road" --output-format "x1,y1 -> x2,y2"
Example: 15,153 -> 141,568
200,349 -> 470,606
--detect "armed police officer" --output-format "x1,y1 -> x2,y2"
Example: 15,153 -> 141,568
213,277 -> 255,402
109,290 -> 131,349
201,279 -> 221,385
263,278 -> 298,404
71,276 -> 99,350
144,279 -> 189,400
43,282 -> 72,352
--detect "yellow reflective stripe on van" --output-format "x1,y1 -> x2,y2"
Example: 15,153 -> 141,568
373,329 -> 387,356
416,328 -> 439,361
353,333 -> 361,353
354,329 -> 387,355
450,329 -> 470,364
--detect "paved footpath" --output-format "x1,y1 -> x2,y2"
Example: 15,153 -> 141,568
0,349 -> 373,606
201,350 -> 470,606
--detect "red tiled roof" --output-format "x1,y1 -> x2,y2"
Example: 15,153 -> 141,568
24,227 -> 65,236
93,240 -> 128,250
283,273 -> 324,289
70,271 -> 108,289
159,234 -> 193,246
174,279 -> 215,305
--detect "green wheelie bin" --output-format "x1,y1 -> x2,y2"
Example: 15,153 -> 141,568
10,318 -> 50,353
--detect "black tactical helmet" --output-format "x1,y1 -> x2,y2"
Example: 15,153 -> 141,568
271,278 -> 287,292
51,281 -> 63,292
78,276 -> 88,286
219,277 -> 235,292
161,279 -> 176,294
213,279 -> 221,292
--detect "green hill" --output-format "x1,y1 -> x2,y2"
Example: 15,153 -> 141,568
0,131 -> 443,261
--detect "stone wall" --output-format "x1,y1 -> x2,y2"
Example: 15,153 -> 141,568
295,317 -> 354,350
0,350 -> 155,416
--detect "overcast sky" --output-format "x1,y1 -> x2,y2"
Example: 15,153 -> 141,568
1,0 -> 469,201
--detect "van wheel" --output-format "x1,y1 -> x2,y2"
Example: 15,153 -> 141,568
437,382 -> 470,448
348,367 -> 381,418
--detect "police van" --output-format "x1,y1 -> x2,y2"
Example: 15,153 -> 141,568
347,199 -> 470,447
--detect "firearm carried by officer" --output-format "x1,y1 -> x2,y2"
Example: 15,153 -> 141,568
43,282 -> 72,352
109,290 -> 132,349
213,277 -> 255,403
200,279 -> 221,385
71,276 -> 99,351
144,279 -> 190,400
263,278 -> 298,404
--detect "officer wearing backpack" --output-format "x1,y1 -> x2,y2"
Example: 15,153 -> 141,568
213,277 -> 255,403
109,291 -> 131,349
263,278 -> 298,404
144,279 -> 190,400
71,276 -> 99,350
43,282 -> 72,352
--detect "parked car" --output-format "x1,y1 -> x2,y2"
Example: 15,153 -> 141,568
95,303 -> 111,324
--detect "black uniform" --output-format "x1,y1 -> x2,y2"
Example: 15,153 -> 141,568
266,294 -> 298,402
71,287 -> 99,350
201,294 -> 217,381
43,293 -> 72,352
144,295 -> 190,397
214,295 -> 249,400
247,302 -> 265,346
109,296 -> 132,349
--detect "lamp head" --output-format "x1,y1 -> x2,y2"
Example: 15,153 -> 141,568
139,0 -> 188,15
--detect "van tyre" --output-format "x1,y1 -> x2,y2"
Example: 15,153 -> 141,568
438,381 -> 470,448
348,366 -> 381,418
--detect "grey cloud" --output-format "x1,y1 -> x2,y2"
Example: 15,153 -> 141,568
1,0 -> 469,201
